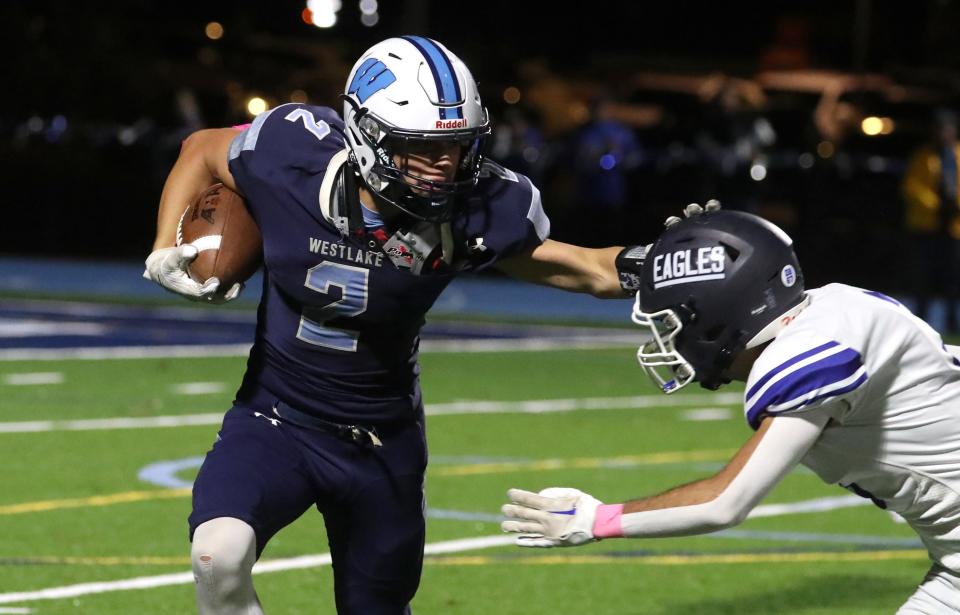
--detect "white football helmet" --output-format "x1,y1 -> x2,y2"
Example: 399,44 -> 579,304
342,36 -> 491,222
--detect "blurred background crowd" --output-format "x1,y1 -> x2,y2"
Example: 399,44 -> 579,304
6,1 -> 960,328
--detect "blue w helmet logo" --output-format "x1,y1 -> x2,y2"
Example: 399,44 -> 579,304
348,58 -> 396,103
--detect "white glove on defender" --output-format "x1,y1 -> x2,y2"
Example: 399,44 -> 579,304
501,487 -> 602,548
143,246 -> 242,304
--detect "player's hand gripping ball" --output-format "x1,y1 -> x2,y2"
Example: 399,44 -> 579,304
176,183 -> 262,291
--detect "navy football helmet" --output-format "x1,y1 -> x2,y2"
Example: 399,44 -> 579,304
342,37 -> 491,222
632,210 -> 807,393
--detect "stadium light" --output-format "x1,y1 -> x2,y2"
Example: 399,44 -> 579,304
246,97 -> 268,116
305,0 -> 339,28
817,140 -> 835,159
308,0 -> 342,12
205,22 -> 224,40
503,87 -> 521,105
359,0 -> 379,26
880,117 -> 895,135
861,116 -> 884,136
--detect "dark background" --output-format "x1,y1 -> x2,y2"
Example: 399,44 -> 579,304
5,0 -> 960,293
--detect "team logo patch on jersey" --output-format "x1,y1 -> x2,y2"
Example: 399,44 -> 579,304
386,244 -> 415,265
652,246 -> 725,289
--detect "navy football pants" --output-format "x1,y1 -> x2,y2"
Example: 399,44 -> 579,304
189,406 -> 427,614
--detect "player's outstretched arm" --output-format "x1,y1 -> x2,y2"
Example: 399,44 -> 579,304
144,128 -> 242,303
501,412 -> 827,547
495,239 -> 630,299
494,200 -> 723,298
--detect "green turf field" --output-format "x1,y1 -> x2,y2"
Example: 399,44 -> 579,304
0,344 -> 929,613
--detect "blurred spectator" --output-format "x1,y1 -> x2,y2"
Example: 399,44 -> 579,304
695,78 -> 775,212
902,108 -> 960,332
490,106 -> 548,184
571,94 -> 642,245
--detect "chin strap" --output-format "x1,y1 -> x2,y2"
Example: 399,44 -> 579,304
318,149 -> 353,236
338,160 -> 365,236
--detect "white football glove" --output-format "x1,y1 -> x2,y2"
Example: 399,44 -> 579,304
501,487 -> 602,548
664,199 -> 722,228
143,245 -> 243,304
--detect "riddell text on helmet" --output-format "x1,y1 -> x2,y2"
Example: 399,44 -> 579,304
436,119 -> 468,129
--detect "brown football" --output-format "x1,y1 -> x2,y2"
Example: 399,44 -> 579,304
176,183 -> 262,288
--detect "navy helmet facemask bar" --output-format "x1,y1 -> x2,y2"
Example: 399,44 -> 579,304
342,94 -> 491,223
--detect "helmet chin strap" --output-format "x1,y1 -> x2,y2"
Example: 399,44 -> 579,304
698,330 -> 746,391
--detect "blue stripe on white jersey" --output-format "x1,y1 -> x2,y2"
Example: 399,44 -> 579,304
861,289 -> 903,307
745,341 -> 839,400
745,342 -> 868,429
402,36 -> 463,120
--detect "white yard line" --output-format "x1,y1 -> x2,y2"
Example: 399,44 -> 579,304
0,495 -> 880,605
170,382 -> 227,395
0,414 -> 225,434
0,336 -> 637,361
0,345 -> 254,361
3,372 -> 63,386
680,408 -> 734,421
0,393 -> 744,433
0,535 -> 514,605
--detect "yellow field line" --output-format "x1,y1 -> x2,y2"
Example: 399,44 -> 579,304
432,449 -> 736,477
427,549 -> 930,566
3,549 -> 927,569
1,555 -> 191,566
0,488 -> 191,515
0,449 -> 735,514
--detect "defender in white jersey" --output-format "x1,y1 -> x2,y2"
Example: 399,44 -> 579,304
501,207 -> 960,613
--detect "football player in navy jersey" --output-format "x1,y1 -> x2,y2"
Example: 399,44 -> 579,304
144,36 -> 645,614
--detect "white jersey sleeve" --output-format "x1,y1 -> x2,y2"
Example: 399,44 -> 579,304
745,284 -> 960,573
744,330 -> 868,429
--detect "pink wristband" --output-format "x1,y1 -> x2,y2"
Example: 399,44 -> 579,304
592,503 -> 624,538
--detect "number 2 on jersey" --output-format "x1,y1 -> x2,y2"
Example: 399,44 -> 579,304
284,108 -> 330,141
297,262 -> 369,352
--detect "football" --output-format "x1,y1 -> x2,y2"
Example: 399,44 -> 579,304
176,183 -> 262,288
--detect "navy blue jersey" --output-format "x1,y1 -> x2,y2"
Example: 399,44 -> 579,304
226,103 -> 548,423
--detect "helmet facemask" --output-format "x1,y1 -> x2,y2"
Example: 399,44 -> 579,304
351,111 -> 490,222
631,299 -> 696,393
